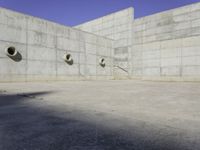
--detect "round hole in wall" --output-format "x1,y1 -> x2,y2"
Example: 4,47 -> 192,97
64,54 -> 72,62
66,54 -> 71,61
101,58 -> 105,63
99,58 -> 106,67
6,46 -> 17,57
63,53 -> 73,65
5,46 -> 22,62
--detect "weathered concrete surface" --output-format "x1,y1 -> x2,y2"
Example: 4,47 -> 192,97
132,2 -> 200,81
75,8 -> 134,78
1,2 -> 200,82
76,2 -> 200,81
0,7 -> 114,82
0,80 -> 200,150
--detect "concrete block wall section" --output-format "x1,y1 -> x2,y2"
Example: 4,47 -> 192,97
132,2 -> 200,81
1,2 -> 200,82
0,7 -> 114,82
75,8 -> 134,79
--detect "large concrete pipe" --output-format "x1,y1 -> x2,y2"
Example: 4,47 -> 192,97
5,46 -> 18,57
5,46 -> 22,62
99,58 -> 106,67
63,53 -> 73,65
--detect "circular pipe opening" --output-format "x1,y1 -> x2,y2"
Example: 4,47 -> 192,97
99,58 -> 106,67
63,53 -> 73,64
66,54 -> 71,61
6,46 -> 17,57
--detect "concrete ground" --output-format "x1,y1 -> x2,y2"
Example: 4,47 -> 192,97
0,80 -> 200,150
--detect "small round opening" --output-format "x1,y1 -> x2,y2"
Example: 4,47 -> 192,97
63,53 -> 73,65
7,47 -> 16,56
66,54 -> 71,61
99,58 -> 106,67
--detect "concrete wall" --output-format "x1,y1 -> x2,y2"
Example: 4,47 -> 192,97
0,7 -> 114,82
75,8 -> 134,79
1,2 -> 200,82
132,2 -> 200,81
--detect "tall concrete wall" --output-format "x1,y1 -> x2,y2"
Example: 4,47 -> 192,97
1,2 -> 200,82
75,8 -> 134,79
132,2 -> 200,81
0,7 -> 114,82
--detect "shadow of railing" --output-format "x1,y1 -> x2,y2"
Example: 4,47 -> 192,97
114,65 -> 128,73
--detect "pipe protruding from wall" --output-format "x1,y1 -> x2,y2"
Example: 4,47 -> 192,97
99,58 -> 106,67
5,46 -> 22,62
63,53 -> 73,65
5,46 -> 18,57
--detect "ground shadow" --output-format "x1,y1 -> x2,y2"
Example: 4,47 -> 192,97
0,91 -> 51,107
0,92 -> 197,150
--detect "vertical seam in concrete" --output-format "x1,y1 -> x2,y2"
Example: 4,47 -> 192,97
180,39 -> 183,77
78,32 -> 81,78
84,40 -> 87,79
142,21 -> 145,77
25,16 -> 28,82
128,12 -> 133,78
110,41 -> 113,77
55,30 -> 58,78
111,17 -> 114,78
159,41 -> 161,77
113,14 -> 117,78
95,40 -> 97,79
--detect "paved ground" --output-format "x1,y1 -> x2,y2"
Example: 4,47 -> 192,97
0,80 -> 200,150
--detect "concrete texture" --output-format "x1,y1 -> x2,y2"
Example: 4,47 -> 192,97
76,2 -> 200,81
132,2 -> 200,81
75,8 -> 133,78
0,7 -> 114,82
1,2 -> 200,82
0,80 -> 200,150
1,3 -> 200,150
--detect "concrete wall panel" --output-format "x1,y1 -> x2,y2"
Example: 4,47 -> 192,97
132,2 -> 200,81
75,8 -> 134,78
0,7 -> 114,82
0,24 -> 26,44
27,60 -> 56,75
28,46 -> 56,61
1,2 -> 200,82
57,63 -> 79,76
0,58 -> 26,75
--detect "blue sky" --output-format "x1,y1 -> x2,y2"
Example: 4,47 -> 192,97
0,0 -> 199,26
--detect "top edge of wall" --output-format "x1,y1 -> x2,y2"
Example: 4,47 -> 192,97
74,7 -> 134,27
0,6 -> 71,28
134,2 -> 200,22
0,6 -> 114,41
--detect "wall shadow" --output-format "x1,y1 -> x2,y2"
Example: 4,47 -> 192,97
0,92 -> 197,150
66,59 -> 74,66
0,91 -> 51,107
8,52 -> 22,62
